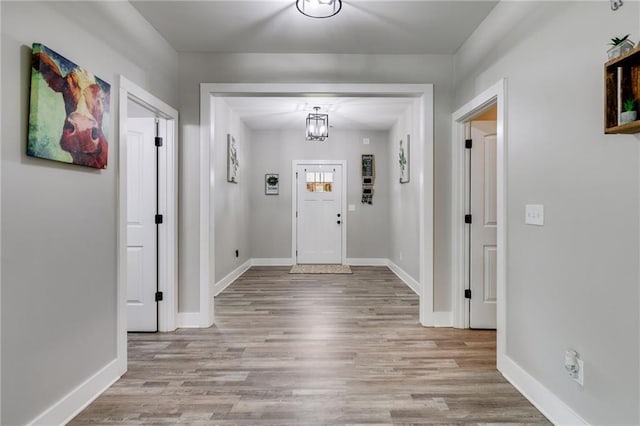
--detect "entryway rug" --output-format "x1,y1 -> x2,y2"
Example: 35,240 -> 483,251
289,264 -> 352,274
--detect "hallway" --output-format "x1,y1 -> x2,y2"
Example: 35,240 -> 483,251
71,266 -> 547,424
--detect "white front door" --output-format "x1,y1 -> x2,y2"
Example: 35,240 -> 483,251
126,117 -> 158,332
296,164 -> 343,264
469,120 -> 497,329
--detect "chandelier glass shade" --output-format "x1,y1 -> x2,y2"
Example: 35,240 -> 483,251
296,0 -> 342,18
305,107 -> 329,141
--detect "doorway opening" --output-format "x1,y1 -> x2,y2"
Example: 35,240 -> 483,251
451,79 -> 507,367
466,109 -> 497,329
200,84 -> 434,328
117,76 -> 179,368
125,105 -> 164,332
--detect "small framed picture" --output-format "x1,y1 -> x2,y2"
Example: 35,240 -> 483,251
265,173 -> 279,195
399,134 -> 410,184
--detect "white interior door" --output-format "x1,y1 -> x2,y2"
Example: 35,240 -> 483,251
296,164 -> 343,264
127,117 -> 157,332
469,120 -> 497,329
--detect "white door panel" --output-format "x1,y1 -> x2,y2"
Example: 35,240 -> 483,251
484,135 -> 498,227
126,118 -> 157,332
470,121 -> 497,329
483,246 -> 498,302
127,247 -> 145,303
297,164 -> 343,264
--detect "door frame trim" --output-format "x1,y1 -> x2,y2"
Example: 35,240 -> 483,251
291,160 -> 348,265
200,83 -> 433,327
117,75 -> 179,364
450,79 -> 507,361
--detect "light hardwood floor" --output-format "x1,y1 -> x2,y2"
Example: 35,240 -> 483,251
71,266 -> 549,425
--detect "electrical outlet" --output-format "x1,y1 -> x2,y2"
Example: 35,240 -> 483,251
564,349 -> 584,386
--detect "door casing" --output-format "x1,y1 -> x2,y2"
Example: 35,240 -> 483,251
117,76 -> 179,372
292,160 -> 347,265
450,79 -> 507,368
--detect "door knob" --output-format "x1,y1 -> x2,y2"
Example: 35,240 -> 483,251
337,213 -> 341,217
337,220 -> 341,225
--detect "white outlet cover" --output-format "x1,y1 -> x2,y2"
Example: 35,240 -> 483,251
348,204 -> 356,211
525,204 -> 544,226
573,358 -> 584,386
363,138 -> 370,145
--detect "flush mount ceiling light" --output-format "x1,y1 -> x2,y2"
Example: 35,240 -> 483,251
305,107 -> 329,141
296,0 -> 342,18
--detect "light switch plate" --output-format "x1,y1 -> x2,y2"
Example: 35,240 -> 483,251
525,204 -> 544,226
348,204 -> 356,211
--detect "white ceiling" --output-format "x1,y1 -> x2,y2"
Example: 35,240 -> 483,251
130,1 -> 497,131
130,1 -> 498,54
223,96 -> 415,130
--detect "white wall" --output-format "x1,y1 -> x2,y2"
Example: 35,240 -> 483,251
454,2 -> 639,424
388,104 -> 421,280
1,2 -> 178,424
179,53 -> 454,313
249,128 -> 390,260
212,98 -> 252,282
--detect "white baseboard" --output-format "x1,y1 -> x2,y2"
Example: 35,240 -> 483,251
212,259 -> 252,296
251,258 -> 294,266
499,354 -> 587,425
28,358 -> 122,426
345,258 -> 388,266
430,311 -> 453,327
177,312 -> 202,328
387,260 -> 420,295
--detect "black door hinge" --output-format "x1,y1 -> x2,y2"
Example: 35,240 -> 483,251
155,214 -> 163,224
465,289 -> 472,299
465,139 -> 472,149
465,214 -> 472,224
155,291 -> 163,302
155,136 -> 163,147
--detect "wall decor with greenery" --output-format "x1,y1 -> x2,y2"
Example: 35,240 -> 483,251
399,135 -> 410,183
265,173 -> 279,195
227,134 -> 239,183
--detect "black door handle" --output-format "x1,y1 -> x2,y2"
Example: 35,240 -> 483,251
337,220 -> 341,225
337,213 -> 341,217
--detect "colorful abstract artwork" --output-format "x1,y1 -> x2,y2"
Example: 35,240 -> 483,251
28,43 -> 110,169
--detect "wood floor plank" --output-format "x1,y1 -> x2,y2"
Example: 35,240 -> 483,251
70,266 -> 549,425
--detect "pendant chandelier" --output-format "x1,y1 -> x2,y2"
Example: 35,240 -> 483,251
305,107 -> 329,141
296,0 -> 342,18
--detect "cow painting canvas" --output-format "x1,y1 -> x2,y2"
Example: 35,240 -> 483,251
28,43 -> 110,169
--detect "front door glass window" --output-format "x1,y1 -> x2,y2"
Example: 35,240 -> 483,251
306,172 -> 333,192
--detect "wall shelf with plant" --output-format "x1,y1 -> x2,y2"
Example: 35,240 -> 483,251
605,38 -> 640,134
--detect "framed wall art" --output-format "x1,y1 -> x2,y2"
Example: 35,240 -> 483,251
28,43 -> 111,169
265,173 -> 279,195
399,134 -> 410,183
227,133 -> 239,183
